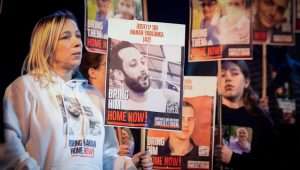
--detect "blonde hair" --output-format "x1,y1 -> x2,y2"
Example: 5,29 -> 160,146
22,10 -> 77,84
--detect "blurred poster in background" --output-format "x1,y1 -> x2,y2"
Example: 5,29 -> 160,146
253,0 -> 295,45
190,0 -> 252,61
85,0 -> 146,53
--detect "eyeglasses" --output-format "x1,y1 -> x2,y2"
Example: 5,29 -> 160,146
201,1 -> 217,7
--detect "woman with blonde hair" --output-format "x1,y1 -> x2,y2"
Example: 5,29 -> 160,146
1,10 -> 136,169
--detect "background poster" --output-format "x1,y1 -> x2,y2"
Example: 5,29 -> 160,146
85,0 -> 145,53
146,76 -> 217,169
105,18 -> 185,130
253,0 -> 295,45
296,0 -> 300,32
190,0 -> 252,61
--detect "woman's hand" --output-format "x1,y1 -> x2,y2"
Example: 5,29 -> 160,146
220,145 -> 233,164
132,151 -> 153,170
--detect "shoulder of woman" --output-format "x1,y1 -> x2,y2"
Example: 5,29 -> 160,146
6,74 -> 36,91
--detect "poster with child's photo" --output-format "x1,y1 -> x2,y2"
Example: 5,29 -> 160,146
190,0 -> 252,61
85,0 -> 146,54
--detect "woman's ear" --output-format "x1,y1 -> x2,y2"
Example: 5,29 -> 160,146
245,78 -> 250,88
88,68 -> 97,79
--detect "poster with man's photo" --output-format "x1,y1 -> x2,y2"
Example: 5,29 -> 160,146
85,0 -> 146,54
105,18 -> 185,130
190,0 -> 252,62
223,126 -> 253,155
146,76 -> 216,169
253,0 -> 295,45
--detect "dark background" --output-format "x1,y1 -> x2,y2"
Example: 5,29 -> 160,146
1,1 -> 299,169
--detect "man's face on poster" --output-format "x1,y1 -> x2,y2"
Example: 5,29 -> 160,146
118,47 -> 150,93
257,0 -> 289,29
173,105 -> 195,140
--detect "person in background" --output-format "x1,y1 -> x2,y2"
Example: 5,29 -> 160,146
80,50 -> 153,169
217,60 -> 275,170
118,128 -> 135,157
0,10 -> 138,169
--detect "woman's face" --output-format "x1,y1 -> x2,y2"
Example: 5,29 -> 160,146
257,0 -> 289,29
219,62 -> 249,102
121,129 -> 131,145
51,19 -> 82,72
90,55 -> 107,94
237,128 -> 249,141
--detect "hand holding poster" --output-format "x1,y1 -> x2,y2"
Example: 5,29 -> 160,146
146,76 -> 217,169
190,0 -> 252,61
105,18 -> 185,130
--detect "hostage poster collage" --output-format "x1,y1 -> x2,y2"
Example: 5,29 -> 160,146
190,0 -> 295,62
85,0 -> 297,169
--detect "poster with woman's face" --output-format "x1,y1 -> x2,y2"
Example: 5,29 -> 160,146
190,0 -> 252,62
85,0 -> 146,54
253,0 -> 295,45
223,126 -> 253,154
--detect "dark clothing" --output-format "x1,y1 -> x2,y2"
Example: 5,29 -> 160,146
221,105 -> 275,170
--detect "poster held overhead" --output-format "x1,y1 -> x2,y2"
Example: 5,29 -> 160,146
190,0 -> 252,61
253,0 -> 295,45
85,0 -> 147,54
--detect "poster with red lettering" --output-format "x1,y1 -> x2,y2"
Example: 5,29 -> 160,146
253,0 -> 295,45
85,0 -> 147,54
105,18 -> 186,130
146,76 -> 217,169
190,0 -> 252,61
